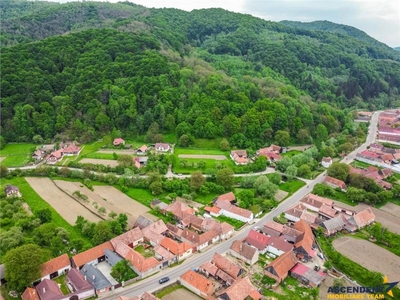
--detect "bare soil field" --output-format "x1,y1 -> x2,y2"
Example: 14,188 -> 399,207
92,186 -> 150,224
25,177 -> 101,224
0,157 -> 5,162
379,202 -> 400,218
333,236 -> 400,280
97,149 -> 136,154
178,154 -> 227,160
357,203 -> 400,234
54,180 -> 136,227
162,288 -> 202,300
80,158 -> 119,167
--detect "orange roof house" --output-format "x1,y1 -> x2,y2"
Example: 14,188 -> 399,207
293,220 -> 315,261
265,250 -> 298,283
21,288 -> 40,300
72,241 -> 114,269
180,270 -> 214,299
349,208 -> 375,229
111,227 -> 144,248
160,237 -> 192,257
164,201 -> 195,220
216,192 -> 236,203
218,276 -> 262,300
211,253 -> 242,279
230,150 -> 248,165
40,253 -> 71,280
113,138 -> 125,146
323,176 -> 347,191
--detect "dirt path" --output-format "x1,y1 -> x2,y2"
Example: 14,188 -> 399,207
80,158 -> 119,167
92,186 -> 150,224
54,180 -> 136,227
25,177 -> 101,224
333,236 -> 400,280
0,157 -> 5,162
178,154 -> 227,160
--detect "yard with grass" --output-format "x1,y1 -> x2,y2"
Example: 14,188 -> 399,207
174,148 -> 228,155
281,150 -> 302,157
123,188 -> 156,207
0,143 -> 36,167
54,275 -> 69,295
192,138 -> 223,149
83,152 -> 119,160
134,245 -> 155,258
172,158 -> 233,174
215,215 -> 245,230
279,180 -> 306,195
155,283 -> 184,299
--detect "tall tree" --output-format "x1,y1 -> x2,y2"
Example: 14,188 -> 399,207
190,171 -> 205,191
216,168 -> 234,190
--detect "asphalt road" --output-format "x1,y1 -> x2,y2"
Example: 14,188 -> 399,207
101,113 -> 380,299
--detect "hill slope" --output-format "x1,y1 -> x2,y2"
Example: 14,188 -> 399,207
1,0 -> 400,144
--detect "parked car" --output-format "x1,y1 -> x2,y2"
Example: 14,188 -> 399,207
159,277 -> 170,284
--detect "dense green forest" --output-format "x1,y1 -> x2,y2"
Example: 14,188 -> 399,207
1,0 -> 400,145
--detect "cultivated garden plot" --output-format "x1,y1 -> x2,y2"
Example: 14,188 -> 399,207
53,180 -> 136,227
332,236 -> 400,281
79,158 -> 119,167
97,149 -> 136,154
25,177 -> 101,224
92,186 -> 151,223
178,154 -> 227,160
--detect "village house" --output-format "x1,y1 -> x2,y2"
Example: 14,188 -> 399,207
264,250 -> 298,283
293,220 -> 315,262
66,268 -> 96,299
61,143 -> 81,156
318,204 -> 338,220
154,245 -> 177,267
347,208 -> 375,230
229,240 -> 259,265
32,149 -> 45,162
133,157 -> 141,169
215,192 -> 236,203
46,149 -> 63,164
110,227 -> 144,248
179,270 -> 215,299
257,144 -> 282,162
321,157 -> 333,168
104,249 -> 123,268
36,279 -> 64,300
113,138 -> 125,146
200,217 -> 234,240
154,143 -> 170,152
80,264 -> 112,294
262,220 -> 284,237
213,199 -> 254,223
5,185 -> 22,197
299,194 -> 334,212
349,166 -> 393,189
133,215 -> 154,230
181,228 -> 220,252
267,236 -> 293,257
211,253 -> 243,281
230,150 -> 248,165
113,242 -> 161,278
150,199 -> 168,211
284,203 -> 308,222
321,215 -> 348,236
322,176 -> 347,191
290,263 -> 326,287
39,253 -> 71,281
142,220 -> 168,246
71,241 -> 114,269
136,145 -> 148,155
21,288 -> 39,300
164,201 -> 195,221
217,276 -> 262,300
160,237 -> 193,261
245,230 -> 270,254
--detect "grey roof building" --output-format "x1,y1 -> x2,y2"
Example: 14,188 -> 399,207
105,249 -> 123,267
80,264 -> 112,291
134,215 -> 154,229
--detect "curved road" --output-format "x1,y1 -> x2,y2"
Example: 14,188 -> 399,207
101,112 -> 379,299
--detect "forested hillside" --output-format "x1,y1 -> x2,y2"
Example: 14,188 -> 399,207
1,0 -> 400,144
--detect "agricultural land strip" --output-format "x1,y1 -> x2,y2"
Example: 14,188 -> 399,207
79,158 -> 119,167
178,154 -> 227,160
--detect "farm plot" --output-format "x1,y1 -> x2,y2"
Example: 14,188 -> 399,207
92,186 -> 150,223
162,288 -> 202,300
97,149 -> 136,155
79,158 -> 119,167
379,202 -> 400,218
25,177 -> 101,224
333,236 -> 400,280
178,154 -> 227,160
53,180 -> 136,227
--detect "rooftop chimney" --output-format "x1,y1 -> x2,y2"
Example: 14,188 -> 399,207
43,288 -> 46,293
84,275 -> 87,281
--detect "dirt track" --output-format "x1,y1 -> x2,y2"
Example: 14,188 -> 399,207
178,154 -> 227,160
333,236 -> 400,280
80,158 -> 119,167
162,288 -> 202,300
25,177 -> 101,224
0,157 -> 5,162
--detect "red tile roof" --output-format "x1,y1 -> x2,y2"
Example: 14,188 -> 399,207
138,145 -> 148,152
319,204 -> 337,218
160,237 -> 192,255
113,138 -> 125,146
230,240 -> 258,261
180,270 -> 214,296
215,200 -> 253,219
267,236 -> 293,252
265,250 -> 298,281
323,176 -> 347,190
217,192 -> 236,202
245,230 -> 270,251
200,261 -> 218,276
205,206 -> 221,214
322,157 -> 332,163
264,220 -> 284,233
72,241 -> 114,268
21,288 -> 39,300
114,242 -> 160,272
212,253 -> 242,279
221,277 -> 262,300
353,208 -> 375,228
41,253 -> 70,277
293,220 -> 314,256
165,201 -> 195,220
111,227 -> 144,248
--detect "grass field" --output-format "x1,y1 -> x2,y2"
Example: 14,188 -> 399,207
1,177 -> 90,242
123,188 -> 156,207
279,180 -> 306,194
174,148 -> 228,155
172,158 -> 233,174
281,150 -> 302,157
194,193 -> 218,205
79,140 -> 107,156
83,152 -> 119,160
0,143 -> 36,167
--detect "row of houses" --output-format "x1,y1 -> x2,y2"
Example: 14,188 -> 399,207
113,138 -> 171,153
377,110 -> 400,143
283,193 -> 376,236
205,192 -> 254,223
33,143 -> 82,164
230,144 -> 283,165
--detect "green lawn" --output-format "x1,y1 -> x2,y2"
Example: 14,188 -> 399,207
215,215 -> 245,230
192,138 -> 224,149
194,193 -> 218,205
0,143 -> 36,167
1,177 -> 90,243
123,188 -> 155,207
54,275 -> 69,295
279,180 -> 306,194
134,245 -> 155,258
155,283 -> 184,298
351,160 -> 374,169
172,158 -> 233,174
281,150 -> 302,157
79,140 -> 107,156
83,152 -> 120,160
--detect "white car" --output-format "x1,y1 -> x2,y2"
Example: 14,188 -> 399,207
254,226 -> 259,231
